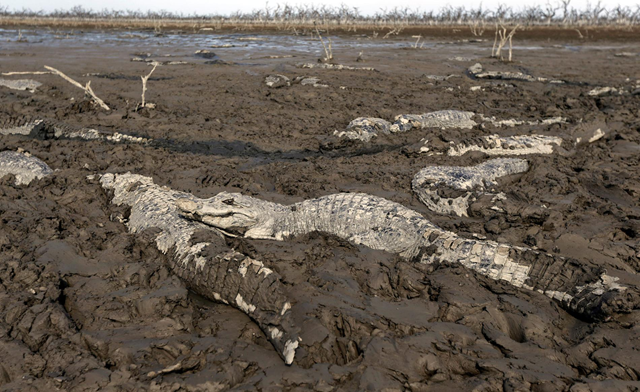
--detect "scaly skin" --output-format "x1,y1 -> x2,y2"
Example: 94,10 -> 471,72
390,110 -> 477,133
335,111 -> 477,142
445,134 -> 564,157
99,173 -> 300,364
334,117 -> 392,142
0,78 -> 42,92
468,63 -> 565,84
411,157 -> 530,217
178,192 -> 639,321
0,151 -> 53,185
0,112 -> 149,143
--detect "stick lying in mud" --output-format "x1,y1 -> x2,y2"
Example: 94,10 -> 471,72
99,173 -> 300,364
412,158 -> 529,217
177,191 -> 639,321
44,65 -> 110,111
1,71 -> 53,76
0,150 -> 53,185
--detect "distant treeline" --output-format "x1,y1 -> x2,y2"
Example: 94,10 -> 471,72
0,0 -> 640,26
0,1 -> 638,27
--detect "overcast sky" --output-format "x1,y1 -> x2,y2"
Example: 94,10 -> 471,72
6,0 -> 640,16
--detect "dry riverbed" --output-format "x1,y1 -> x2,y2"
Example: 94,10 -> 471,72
0,27 -> 639,391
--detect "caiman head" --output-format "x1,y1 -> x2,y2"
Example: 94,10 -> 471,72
176,192 -> 276,239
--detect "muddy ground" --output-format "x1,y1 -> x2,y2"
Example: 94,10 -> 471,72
0,28 -> 639,391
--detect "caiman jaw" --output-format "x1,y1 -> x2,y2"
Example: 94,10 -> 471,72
176,198 -> 257,236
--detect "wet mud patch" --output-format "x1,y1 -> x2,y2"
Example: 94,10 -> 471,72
0,29 -> 639,390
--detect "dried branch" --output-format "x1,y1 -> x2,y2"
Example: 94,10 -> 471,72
1,71 -> 53,76
139,62 -> 159,109
492,24 -> 520,62
315,26 -> 333,62
44,65 -> 110,110
412,35 -> 422,48
469,20 -> 485,36
491,24 -> 499,56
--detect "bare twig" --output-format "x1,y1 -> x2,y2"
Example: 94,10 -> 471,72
382,27 -> 403,39
412,35 -> 422,48
508,33 -> 514,62
44,65 -> 110,110
2,71 -> 53,76
17,30 -> 29,42
315,26 -> 333,62
492,24 -> 499,56
140,62 -> 159,109
493,24 -> 520,62
469,20 -> 485,36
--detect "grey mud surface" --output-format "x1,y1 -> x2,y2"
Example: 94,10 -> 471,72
0,28 -> 639,391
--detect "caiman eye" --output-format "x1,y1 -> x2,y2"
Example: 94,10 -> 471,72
222,198 -> 235,206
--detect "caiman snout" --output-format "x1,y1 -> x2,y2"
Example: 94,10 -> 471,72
176,198 -> 199,213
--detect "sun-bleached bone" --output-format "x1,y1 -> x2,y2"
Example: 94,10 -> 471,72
446,134 -> 563,156
177,191 -> 639,321
0,150 -> 53,185
412,158 -> 529,217
0,78 -> 42,92
99,173 -> 300,365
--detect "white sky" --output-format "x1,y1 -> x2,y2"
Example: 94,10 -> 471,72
6,0 -> 640,16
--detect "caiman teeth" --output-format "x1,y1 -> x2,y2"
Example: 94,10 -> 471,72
211,227 -> 239,238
